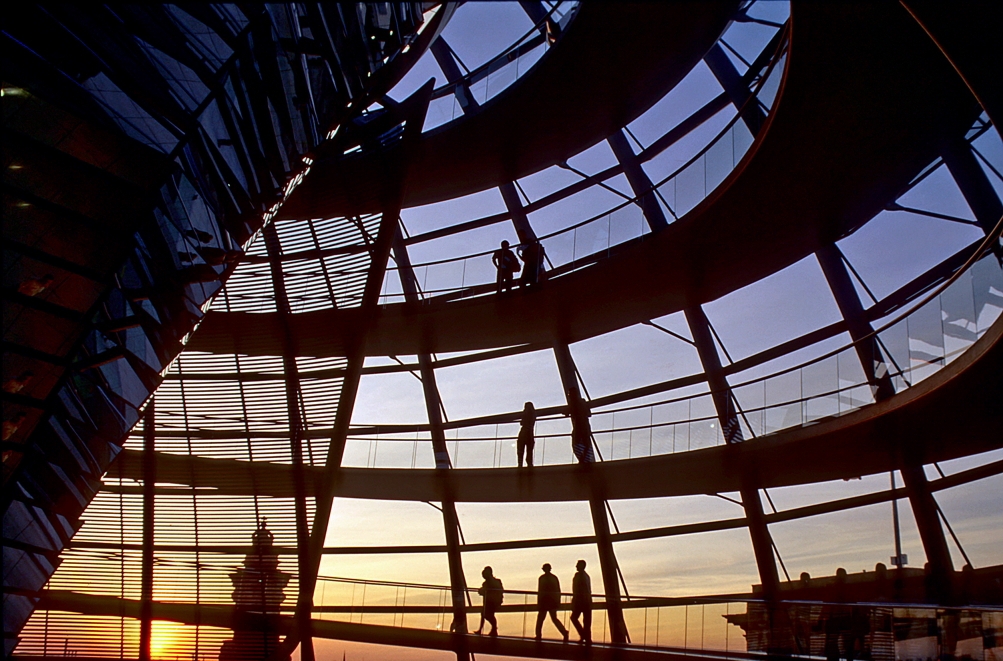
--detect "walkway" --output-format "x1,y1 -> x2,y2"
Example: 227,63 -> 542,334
189,3 -> 980,358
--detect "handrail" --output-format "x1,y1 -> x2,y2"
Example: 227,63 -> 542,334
387,28 -> 790,279
428,2 -> 577,102
335,237 -> 1002,467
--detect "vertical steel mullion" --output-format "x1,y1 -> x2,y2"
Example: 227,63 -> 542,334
393,230 -> 470,659
264,223 -> 316,661
553,342 -> 629,644
610,127 -> 782,614
139,401 -> 155,661
292,81 -> 436,659
817,241 -> 955,600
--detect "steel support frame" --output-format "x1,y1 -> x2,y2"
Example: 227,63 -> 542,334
497,150 -> 627,641
703,43 -> 766,135
816,242 -> 955,600
282,81 -> 435,660
264,222 -> 317,661
608,131 -> 782,604
940,133 -> 1003,262
552,342 -> 629,644
393,231 -> 471,660
139,401 -> 155,661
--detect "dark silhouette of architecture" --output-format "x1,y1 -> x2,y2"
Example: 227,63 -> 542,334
219,521 -> 291,661
4,2 -> 1002,661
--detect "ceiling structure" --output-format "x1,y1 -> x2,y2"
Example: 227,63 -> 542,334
4,2 -> 1002,661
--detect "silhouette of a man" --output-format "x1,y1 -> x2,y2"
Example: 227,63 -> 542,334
492,241 -> 520,293
535,563 -> 569,642
570,560 -> 592,644
518,240 -> 545,288
475,566 -> 503,636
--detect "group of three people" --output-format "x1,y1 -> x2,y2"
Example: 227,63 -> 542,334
475,560 -> 594,644
492,239 -> 546,293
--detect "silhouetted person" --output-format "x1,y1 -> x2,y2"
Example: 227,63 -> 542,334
18,274 -> 54,297
569,397 -> 595,463
518,402 -> 537,467
476,566 -> 503,636
492,241 -> 520,293
959,563 -> 975,605
518,240 -> 545,288
535,563 -> 569,642
822,568 -> 856,661
793,572 -> 813,654
3,370 -> 34,394
570,560 -> 592,644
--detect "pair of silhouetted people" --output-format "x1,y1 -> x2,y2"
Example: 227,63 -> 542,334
475,561 -> 592,644
492,240 -> 546,293
537,561 -> 593,644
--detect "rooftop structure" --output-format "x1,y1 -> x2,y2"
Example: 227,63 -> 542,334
3,2 -> 1002,661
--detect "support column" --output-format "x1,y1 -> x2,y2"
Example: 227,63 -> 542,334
264,223 -> 315,661
817,242 -> 955,600
606,131 -> 668,231
704,43 -> 766,135
139,401 -> 155,661
941,134 -> 1003,262
394,232 -> 470,659
430,38 -> 478,113
553,343 -> 628,644
608,127 -> 780,601
293,82 -> 435,659
499,182 -> 538,244
685,307 -> 780,597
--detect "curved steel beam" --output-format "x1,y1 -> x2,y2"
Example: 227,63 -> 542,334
190,3 -> 978,359
113,313 -> 1003,502
277,2 -> 739,219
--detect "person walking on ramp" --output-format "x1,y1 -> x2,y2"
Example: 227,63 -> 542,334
570,560 -> 593,644
535,563 -> 569,642
475,566 -> 504,636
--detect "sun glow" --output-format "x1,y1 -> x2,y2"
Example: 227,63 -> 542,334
149,620 -> 191,660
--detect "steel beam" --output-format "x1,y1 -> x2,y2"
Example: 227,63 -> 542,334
607,130 -> 669,230
703,43 -> 766,135
393,231 -> 471,659
431,38 -> 479,113
608,127 -> 781,605
289,81 -> 435,659
139,401 -> 155,661
264,223 -> 316,661
816,242 -> 955,599
941,134 -> 1003,260
552,343 -> 628,644
499,182 -> 539,244
684,307 -> 780,595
